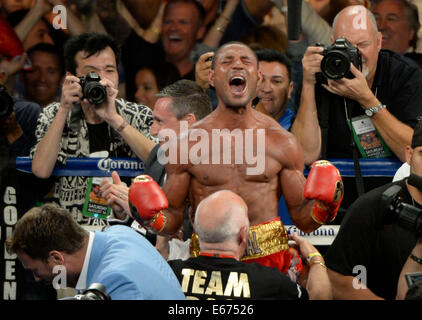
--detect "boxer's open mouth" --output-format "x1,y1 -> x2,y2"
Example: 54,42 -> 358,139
229,76 -> 246,95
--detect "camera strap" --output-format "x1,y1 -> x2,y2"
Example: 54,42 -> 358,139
318,87 -> 365,196
344,98 -> 365,197
69,104 -> 82,132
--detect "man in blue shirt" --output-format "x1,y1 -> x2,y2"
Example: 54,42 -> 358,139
5,203 -> 185,300
255,49 -> 295,131
254,49 -> 296,223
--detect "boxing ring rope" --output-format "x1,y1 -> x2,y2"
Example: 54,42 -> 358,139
16,157 -> 145,177
15,157 -> 403,246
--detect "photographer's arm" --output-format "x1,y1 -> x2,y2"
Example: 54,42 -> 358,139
290,47 -> 324,165
32,107 -> 69,178
32,75 -> 80,178
396,238 -> 422,300
368,109 -> 412,162
93,78 -> 156,163
108,116 -> 156,163
323,64 -> 411,162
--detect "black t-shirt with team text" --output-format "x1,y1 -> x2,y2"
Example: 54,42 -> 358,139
168,255 -> 308,300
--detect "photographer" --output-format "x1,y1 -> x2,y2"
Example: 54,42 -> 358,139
291,5 -> 422,211
323,123 -> 422,299
30,33 -> 157,229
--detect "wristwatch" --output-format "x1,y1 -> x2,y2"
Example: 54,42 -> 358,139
364,103 -> 385,117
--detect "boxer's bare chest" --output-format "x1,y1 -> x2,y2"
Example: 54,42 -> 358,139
185,127 -> 284,224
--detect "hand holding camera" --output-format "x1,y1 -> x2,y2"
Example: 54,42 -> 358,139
302,46 -> 325,85
60,73 -> 84,112
61,71 -> 115,110
85,73 -> 120,125
303,38 -> 374,104
316,38 -> 362,82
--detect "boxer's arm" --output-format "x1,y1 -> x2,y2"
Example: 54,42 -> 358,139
278,134 -> 321,233
128,167 -> 189,235
160,165 -> 191,236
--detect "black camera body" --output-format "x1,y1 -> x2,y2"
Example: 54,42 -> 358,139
0,84 -> 14,121
316,37 -> 362,82
60,283 -> 111,300
79,72 -> 107,105
381,185 -> 422,236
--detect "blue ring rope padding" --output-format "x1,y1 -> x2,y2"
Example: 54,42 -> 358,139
15,157 -> 145,177
16,157 -> 402,178
304,157 -> 403,177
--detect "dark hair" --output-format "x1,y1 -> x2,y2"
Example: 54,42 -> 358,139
256,49 -> 292,81
164,0 -> 206,26
6,203 -> 88,261
64,33 -> 121,75
157,79 -> 212,121
26,43 -> 65,75
136,61 -> 181,91
373,0 -> 421,50
400,0 -> 420,50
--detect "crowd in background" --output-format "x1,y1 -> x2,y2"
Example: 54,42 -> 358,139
2,0 -> 422,301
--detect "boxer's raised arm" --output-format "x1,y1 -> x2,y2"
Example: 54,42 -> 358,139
278,133 -> 343,233
278,133 -> 320,232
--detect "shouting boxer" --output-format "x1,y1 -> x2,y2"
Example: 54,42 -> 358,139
114,42 -> 344,273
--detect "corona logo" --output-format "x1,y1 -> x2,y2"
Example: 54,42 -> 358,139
97,158 -> 143,173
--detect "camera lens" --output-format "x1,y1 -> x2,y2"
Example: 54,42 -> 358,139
84,82 -> 106,105
321,51 -> 351,80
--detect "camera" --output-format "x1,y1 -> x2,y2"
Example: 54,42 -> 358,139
79,72 -> 107,105
380,184 -> 422,236
60,283 -> 111,300
0,84 -> 13,121
316,37 -> 362,82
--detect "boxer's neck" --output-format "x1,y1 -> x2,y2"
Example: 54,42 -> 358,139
214,103 -> 256,128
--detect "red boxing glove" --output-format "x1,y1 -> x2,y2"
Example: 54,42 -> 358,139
128,175 -> 168,233
304,160 -> 344,224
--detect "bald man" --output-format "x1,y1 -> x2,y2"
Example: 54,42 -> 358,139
167,190 -> 332,300
291,4 -> 422,210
